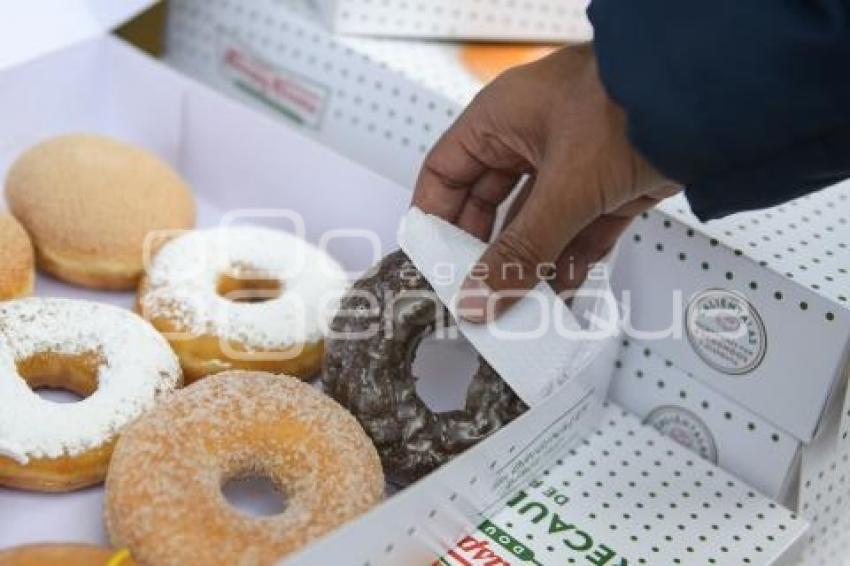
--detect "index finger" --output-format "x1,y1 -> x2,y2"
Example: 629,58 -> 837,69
412,109 -> 488,223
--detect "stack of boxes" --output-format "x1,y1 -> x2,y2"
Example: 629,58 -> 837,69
610,187 -> 850,563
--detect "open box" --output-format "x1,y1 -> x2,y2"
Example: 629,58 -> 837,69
0,14 -> 621,565
163,0 -> 850,517
0,3 -> 820,565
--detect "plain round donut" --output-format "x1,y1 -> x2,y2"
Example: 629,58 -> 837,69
137,227 -> 349,383
4,134 -> 195,290
0,298 -> 182,492
105,371 -> 384,565
0,212 -> 34,300
323,250 -> 527,485
0,544 -> 135,566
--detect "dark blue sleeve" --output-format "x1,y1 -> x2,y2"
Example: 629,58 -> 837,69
587,0 -> 850,220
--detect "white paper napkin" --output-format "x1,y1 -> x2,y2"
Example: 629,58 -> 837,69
398,207 -> 619,406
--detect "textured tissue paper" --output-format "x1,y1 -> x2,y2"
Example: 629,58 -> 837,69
398,207 -> 619,406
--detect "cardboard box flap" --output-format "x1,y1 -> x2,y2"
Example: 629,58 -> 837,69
0,0 -> 156,70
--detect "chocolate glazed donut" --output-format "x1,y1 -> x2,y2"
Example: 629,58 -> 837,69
323,250 -> 527,485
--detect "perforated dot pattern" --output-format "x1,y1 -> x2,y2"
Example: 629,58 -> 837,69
610,338 -> 800,501
337,35 -> 481,106
322,0 -> 593,42
616,204 -> 850,444
797,507 -> 850,566
451,404 -> 808,565
617,182 -> 850,563
795,369 -> 850,566
166,0 -> 471,187
660,180 -> 850,308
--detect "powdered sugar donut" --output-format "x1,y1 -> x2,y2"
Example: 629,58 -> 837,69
0,298 -> 182,492
138,227 -> 349,384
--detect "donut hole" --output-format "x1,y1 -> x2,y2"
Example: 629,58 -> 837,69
409,329 -> 479,414
221,473 -> 288,517
17,352 -> 101,404
217,265 -> 283,304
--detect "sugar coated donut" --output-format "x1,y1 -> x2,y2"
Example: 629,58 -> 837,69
4,134 -> 195,290
105,371 -> 384,565
0,212 -> 34,300
0,298 -> 182,492
138,227 -> 349,383
461,44 -> 558,83
0,544 -> 135,566
324,250 -> 526,485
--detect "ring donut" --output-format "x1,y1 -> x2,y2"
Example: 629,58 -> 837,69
0,212 -> 34,300
138,227 -> 349,384
4,134 -> 195,290
0,544 -> 134,566
105,371 -> 384,565
0,298 -> 182,492
323,250 -> 527,485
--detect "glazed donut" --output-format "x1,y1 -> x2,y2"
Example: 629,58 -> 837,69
461,44 -> 557,83
0,544 -> 134,566
4,133 -> 195,290
323,250 -> 526,485
0,212 -> 34,300
105,371 -> 384,565
138,227 -> 349,384
0,298 -> 182,492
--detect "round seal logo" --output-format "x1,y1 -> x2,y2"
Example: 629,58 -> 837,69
645,406 -> 718,464
686,289 -> 767,375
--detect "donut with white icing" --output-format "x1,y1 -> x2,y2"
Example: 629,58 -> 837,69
0,298 -> 182,492
137,227 -> 349,384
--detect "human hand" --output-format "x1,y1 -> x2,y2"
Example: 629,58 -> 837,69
412,44 -> 680,323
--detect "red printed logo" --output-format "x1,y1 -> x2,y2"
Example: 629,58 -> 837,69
220,42 -> 329,129
438,535 -> 513,566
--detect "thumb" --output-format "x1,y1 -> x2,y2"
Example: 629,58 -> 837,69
456,170 -> 598,323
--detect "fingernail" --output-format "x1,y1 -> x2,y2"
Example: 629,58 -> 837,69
457,277 -> 493,324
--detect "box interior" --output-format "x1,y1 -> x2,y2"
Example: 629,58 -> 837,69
0,36 -> 610,563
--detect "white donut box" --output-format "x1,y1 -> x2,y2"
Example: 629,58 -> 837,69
163,1 -> 850,564
0,2 -> 841,565
165,0 -> 850,532
309,0 -> 593,42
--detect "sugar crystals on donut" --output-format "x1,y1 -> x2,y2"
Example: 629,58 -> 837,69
105,371 -> 383,565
